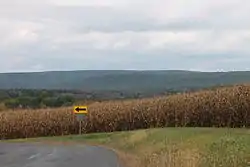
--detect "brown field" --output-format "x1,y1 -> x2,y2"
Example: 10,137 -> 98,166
1,84 -> 250,139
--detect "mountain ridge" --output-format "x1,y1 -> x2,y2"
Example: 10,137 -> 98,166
1,70 -> 250,91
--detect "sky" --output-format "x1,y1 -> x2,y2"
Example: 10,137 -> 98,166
0,0 -> 250,72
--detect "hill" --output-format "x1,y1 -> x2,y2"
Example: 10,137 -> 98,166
1,70 -> 250,91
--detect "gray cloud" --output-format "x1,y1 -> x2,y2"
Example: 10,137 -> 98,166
0,0 -> 250,72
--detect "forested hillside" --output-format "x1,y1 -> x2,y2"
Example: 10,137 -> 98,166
1,70 -> 250,110
1,70 -> 250,91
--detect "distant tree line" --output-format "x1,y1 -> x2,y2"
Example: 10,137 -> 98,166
1,89 -> 75,109
0,88 -> 186,110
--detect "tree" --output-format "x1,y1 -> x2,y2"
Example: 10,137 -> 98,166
29,97 -> 41,109
4,99 -> 19,109
42,95 -> 75,108
17,97 -> 32,108
43,97 -> 57,107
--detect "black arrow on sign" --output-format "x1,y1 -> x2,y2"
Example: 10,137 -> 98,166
75,107 -> 87,112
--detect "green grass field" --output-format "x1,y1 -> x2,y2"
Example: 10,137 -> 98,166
8,128 -> 250,167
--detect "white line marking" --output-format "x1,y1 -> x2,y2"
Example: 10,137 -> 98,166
47,148 -> 57,156
27,153 -> 40,160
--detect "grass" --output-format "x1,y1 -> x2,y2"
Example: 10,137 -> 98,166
7,127 -> 250,167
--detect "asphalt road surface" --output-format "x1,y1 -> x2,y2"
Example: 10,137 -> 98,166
0,142 -> 121,167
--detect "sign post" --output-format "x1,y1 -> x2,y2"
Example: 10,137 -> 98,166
79,120 -> 82,135
74,106 -> 88,135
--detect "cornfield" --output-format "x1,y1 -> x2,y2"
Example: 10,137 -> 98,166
1,84 -> 250,139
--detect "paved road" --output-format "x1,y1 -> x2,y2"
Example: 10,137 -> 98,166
0,142 -> 121,167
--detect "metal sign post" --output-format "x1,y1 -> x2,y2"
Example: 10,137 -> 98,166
74,106 -> 88,135
79,120 -> 82,135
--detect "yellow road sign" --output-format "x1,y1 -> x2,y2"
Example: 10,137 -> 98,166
74,106 -> 88,114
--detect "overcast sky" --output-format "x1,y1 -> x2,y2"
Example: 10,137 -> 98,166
0,0 -> 250,72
